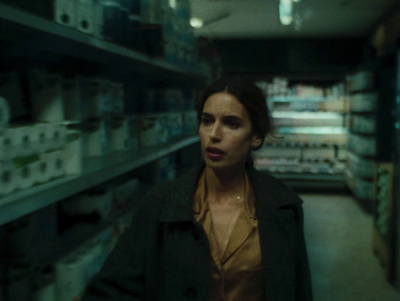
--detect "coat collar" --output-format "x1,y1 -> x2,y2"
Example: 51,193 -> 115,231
159,164 -> 302,223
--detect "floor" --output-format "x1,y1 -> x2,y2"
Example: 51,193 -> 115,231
299,192 -> 399,301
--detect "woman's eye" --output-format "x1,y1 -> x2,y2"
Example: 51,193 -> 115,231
201,117 -> 213,125
226,119 -> 240,128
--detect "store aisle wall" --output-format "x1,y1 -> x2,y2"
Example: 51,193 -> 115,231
299,193 -> 399,301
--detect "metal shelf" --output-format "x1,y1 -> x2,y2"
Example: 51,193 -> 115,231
0,3 -> 206,86
261,171 -> 346,190
277,126 -> 348,134
30,183 -> 150,265
0,136 -> 199,226
269,96 -> 344,102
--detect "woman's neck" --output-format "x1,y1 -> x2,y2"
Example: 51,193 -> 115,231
205,166 -> 246,205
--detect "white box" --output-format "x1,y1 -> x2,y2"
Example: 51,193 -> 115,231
75,0 -> 94,34
55,0 -> 76,27
29,69 -> 64,123
92,0 -> 104,38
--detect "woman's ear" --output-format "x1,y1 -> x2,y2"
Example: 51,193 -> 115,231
251,136 -> 262,149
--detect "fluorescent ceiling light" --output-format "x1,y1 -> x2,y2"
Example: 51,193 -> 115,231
190,17 -> 204,29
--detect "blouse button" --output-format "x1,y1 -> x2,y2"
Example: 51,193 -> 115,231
185,287 -> 197,298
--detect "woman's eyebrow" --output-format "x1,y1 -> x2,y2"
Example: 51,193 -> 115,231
223,115 -> 242,121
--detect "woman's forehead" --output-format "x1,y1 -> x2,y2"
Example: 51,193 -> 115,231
203,92 -> 247,116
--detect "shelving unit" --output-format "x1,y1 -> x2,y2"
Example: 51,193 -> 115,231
255,94 -> 348,190
0,3 -> 206,86
344,69 -> 378,210
0,136 -> 199,227
0,2 -> 206,299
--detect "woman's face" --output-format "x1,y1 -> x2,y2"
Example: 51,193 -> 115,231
199,92 -> 261,171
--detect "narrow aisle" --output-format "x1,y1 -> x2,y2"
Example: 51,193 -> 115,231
299,193 -> 399,301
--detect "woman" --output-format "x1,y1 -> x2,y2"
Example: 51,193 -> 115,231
83,78 -> 313,301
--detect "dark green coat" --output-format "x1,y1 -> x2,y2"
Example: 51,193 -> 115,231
83,165 -> 313,301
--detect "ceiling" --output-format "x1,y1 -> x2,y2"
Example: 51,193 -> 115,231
189,0 -> 399,39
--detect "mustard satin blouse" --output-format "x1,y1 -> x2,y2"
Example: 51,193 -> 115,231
193,171 -> 265,301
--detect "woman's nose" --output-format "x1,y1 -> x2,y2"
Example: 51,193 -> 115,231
209,123 -> 222,141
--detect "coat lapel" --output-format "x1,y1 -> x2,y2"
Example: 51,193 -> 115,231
220,209 -> 253,263
248,167 -> 303,300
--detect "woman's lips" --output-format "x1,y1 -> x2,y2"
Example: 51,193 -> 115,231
206,147 -> 225,160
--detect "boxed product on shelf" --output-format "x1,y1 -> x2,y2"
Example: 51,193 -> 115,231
82,78 -> 107,119
0,71 -> 28,123
0,129 -> 14,161
64,77 -> 123,120
11,125 -> 34,157
152,154 -> 176,184
345,170 -> 374,200
82,118 -> 112,157
257,145 -> 302,159
167,112 -> 183,138
348,133 -> 376,157
277,127 -> 348,146
302,146 -> 336,161
55,253 -> 86,301
64,128 -> 83,175
1,0 -> 76,27
346,71 -> 374,92
347,152 -> 376,178
127,14 -> 144,51
102,1 -> 129,45
92,0 -> 104,38
349,115 -> 376,133
60,189 -> 113,220
14,155 -> 40,190
62,78 -> 85,121
0,97 -> 10,134
15,150 -> 66,190
75,0 -> 94,34
111,117 -> 130,151
272,112 -> 344,127
318,99 -> 346,113
31,264 -> 56,301
33,123 -> 52,154
141,0 -> 166,24
109,82 -> 125,115
182,111 -> 198,136
43,150 -> 67,179
0,124 -> 58,159
337,145 -> 347,161
139,114 -> 168,147
47,122 -> 68,151
291,84 -> 324,97
55,225 -> 121,301
354,177 -> 374,200
349,92 -> 377,112
55,0 -> 76,27
28,69 -> 64,123
127,115 -> 140,149
0,162 -> 17,196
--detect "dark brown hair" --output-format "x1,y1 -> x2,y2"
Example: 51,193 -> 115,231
196,77 -> 272,150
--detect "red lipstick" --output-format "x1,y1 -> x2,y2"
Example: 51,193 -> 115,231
206,147 -> 225,160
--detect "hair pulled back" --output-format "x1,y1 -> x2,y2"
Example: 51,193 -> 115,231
196,77 -> 272,151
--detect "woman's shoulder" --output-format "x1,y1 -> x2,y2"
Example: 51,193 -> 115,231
248,166 -> 303,208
